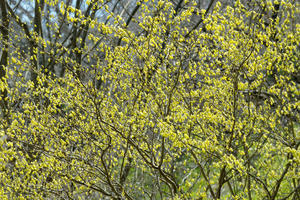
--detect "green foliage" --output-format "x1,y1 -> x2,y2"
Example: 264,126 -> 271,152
0,0 -> 299,199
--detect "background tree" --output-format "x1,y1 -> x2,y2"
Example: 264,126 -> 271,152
0,0 -> 299,199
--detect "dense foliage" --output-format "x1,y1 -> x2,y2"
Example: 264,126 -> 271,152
0,0 -> 299,199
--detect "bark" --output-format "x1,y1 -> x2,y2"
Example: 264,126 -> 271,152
0,0 -> 9,122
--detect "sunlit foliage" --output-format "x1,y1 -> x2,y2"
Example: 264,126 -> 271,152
0,0 -> 299,199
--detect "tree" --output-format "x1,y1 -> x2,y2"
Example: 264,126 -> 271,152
0,0 -> 299,199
